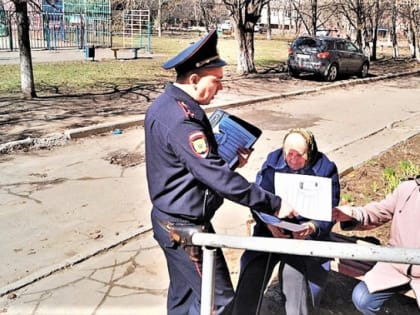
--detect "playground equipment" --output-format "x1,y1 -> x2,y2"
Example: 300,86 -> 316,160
110,9 -> 151,59
0,1 -> 153,56
0,0 -> 111,51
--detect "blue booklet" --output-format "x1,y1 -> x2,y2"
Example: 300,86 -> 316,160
253,210 -> 306,232
209,109 -> 262,169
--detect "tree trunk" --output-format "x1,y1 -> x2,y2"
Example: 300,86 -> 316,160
14,0 -> 36,98
266,2 -> 271,40
370,29 -> 376,61
408,22 -> 416,58
234,26 -> 256,74
414,25 -> 420,61
355,1 -> 364,47
409,6 -> 419,61
311,0 -> 317,35
391,0 -> 399,58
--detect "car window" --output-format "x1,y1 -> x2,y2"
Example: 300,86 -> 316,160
336,41 -> 346,51
345,41 -> 359,52
324,40 -> 335,50
293,38 -> 318,48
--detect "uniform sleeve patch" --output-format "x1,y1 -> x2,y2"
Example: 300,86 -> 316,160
189,131 -> 209,158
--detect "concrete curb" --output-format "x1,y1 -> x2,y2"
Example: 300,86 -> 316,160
0,134 -> 69,154
65,116 -> 145,139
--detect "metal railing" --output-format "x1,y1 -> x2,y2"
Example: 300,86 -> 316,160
0,10 -> 111,51
192,233 -> 420,315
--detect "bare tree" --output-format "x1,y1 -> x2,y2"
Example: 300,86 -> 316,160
11,0 -> 36,98
336,0 -> 368,47
289,0 -> 336,35
197,0 -> 216,31
364,0 -> 390,61
400,0 -> 420,60
222,0 -> 269,74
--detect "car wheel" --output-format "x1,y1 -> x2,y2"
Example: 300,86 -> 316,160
288,67 -> 300,78
324,64 -> 338,81
359,62 -> 369,78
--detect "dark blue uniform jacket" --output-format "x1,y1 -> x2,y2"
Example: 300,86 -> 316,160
145,83 -> 280,222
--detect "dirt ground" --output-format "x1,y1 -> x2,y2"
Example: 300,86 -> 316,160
259,134 -> 420,315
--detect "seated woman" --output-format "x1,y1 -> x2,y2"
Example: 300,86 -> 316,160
230,128 -> 340,315
333,177 -> 420,314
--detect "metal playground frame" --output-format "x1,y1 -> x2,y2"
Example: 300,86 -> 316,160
123,9 -> 150,52
0,3 -> 152,53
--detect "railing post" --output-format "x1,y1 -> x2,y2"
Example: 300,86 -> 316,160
201,246 -> 216,315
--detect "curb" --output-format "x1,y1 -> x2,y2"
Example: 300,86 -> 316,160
0,134 -> 68,154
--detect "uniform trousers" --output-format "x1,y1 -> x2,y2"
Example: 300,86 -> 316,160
151,208 -> 234,315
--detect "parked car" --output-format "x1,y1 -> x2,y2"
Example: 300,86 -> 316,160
254,23 -> 266,33
287,36 -> 369,81
218,20 -> 232,34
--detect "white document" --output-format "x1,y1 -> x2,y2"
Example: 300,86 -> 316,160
274,173 -> 332,221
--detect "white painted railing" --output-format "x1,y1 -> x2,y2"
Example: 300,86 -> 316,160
192,233 -> 420,315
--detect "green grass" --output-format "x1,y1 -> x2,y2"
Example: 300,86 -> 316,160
0,34 -> 291,95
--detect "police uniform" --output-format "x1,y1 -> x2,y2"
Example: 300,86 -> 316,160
144,30 -> 280,314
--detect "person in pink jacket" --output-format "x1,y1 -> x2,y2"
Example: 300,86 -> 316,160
333,176 -> 420,314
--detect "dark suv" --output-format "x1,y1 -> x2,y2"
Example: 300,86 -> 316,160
287,36 -> 369,81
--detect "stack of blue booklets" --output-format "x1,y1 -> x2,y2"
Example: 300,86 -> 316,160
209,109 -> 262,169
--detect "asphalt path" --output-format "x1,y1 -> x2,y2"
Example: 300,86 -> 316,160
0,74 -> 419,314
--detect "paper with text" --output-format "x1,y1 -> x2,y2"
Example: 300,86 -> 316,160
275,173 -> 332,221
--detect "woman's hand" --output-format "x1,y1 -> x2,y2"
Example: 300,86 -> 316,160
267,224 -> 291,238
332,206 -> 355,222
292,222 -> 315,239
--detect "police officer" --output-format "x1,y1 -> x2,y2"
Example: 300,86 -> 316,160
144,30 -> 282,315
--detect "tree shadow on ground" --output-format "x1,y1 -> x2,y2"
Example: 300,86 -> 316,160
0,83 -> 164,143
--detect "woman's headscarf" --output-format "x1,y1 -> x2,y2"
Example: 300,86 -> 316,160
282,128 -> 319,168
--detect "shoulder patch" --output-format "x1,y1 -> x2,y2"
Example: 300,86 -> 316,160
189,131 -> 209,158
177,100 -> 195,118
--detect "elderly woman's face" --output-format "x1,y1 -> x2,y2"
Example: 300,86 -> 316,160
284,133 -> 308,171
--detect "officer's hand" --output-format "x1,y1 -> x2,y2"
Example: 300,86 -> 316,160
267,224 -> 291,238
237,147 -> 253,168
276,200 -> 298,219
